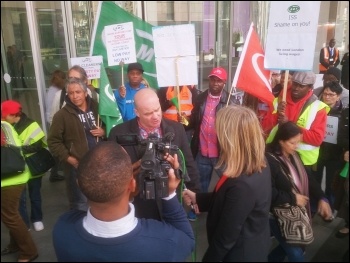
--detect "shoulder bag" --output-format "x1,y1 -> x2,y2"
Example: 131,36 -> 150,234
269,153 -> 314,245
1,122 -> 26,179
273,204 -> 314,245
25,147 -> 56,176
1,144 -> 26,179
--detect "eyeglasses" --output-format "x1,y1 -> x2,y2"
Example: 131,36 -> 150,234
322,93 -> 337,97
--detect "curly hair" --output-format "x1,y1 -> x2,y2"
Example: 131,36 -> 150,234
77,142 -> 133,203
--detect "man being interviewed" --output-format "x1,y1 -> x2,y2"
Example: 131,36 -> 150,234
108,88 -> 201,220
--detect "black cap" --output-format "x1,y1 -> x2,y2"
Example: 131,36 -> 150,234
326,67 -> 341,82
127,62 -> 144,73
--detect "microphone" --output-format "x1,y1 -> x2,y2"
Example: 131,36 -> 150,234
163,132 -> 175,143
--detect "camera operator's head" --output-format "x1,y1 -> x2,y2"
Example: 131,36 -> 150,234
134,88 -> 162,131
77,142 -> 136,205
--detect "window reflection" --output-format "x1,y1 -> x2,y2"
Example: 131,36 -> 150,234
71,1 -> 95,56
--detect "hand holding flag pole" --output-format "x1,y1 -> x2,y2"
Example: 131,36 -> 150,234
175,57 -> 189,126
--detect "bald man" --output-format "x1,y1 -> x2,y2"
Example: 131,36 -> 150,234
108,88 -> 200,220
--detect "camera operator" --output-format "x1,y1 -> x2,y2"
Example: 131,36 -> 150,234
108,88 -> 201,220
53,142 -> 195,261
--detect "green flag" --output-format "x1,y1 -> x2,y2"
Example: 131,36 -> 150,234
170,97 -> 180,111
99,65 -> 123,137
90,1 -> 158,89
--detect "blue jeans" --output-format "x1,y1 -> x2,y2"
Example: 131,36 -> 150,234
195,152 -> 223,193
65,167 -> 88,211
268,217 -> 305,262
19,176 -> 43,227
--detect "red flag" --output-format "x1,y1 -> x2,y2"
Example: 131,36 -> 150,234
232,23 -> 274,107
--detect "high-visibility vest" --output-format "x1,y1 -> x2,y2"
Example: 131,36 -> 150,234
266,100 -> 330,165
1,121 -> 30,187
319,47 -> 339,72
19,122 -> 46,178
163,86 -> 193,122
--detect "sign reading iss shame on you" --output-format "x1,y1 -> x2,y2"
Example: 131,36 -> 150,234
264,2 -> 320,71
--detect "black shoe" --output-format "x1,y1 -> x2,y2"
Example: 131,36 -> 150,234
1,247 -> 19,256
336,229 -> 349,238
322,215 -> 334,223
49,174 -> 65,182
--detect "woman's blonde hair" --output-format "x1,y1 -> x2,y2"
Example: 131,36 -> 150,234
215,105 -> 266,178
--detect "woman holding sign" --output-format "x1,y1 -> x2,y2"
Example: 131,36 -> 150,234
313,81 -> 344,213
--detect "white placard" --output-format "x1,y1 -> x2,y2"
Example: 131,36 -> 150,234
152,24 -> 198,87
105,22 -> 137,66
314,74 -> 324,89
70,56 -> 103,79
155,57 -> 197,87
153,24 -> 196,57
264,2 -> 320,71
324,116 -> 338,144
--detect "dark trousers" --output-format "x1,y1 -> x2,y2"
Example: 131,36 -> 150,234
314,158 -> 343,211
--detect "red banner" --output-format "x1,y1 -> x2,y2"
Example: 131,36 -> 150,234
232,23 -> 274,107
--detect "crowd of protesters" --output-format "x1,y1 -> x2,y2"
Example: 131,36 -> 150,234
1,59 -> 349,262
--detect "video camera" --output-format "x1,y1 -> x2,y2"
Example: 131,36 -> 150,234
116,132 -> 181,200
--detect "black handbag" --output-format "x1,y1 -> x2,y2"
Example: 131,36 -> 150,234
1,144 -> 26,179
25,148 -> 56,176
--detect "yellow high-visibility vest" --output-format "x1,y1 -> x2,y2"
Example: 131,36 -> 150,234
267,100 -> 330,165
1,121 -> 30,187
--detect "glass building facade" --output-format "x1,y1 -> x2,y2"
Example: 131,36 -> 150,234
1,1 -> 349,133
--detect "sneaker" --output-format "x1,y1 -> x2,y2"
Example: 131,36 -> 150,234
33,221 -> 44,232
187,210 -> 197,221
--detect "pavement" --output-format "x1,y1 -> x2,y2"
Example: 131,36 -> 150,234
1,172 -> 349,262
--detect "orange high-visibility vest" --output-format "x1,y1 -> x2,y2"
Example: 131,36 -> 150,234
319,47 -> 339,72
163,86 -> 193,122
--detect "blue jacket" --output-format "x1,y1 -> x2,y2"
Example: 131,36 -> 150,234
114,82 -> 146,121
53,196 -> 195,262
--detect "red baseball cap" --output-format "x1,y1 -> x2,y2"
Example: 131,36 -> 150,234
208,67 -> 227,81
1,100 -> 22,119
